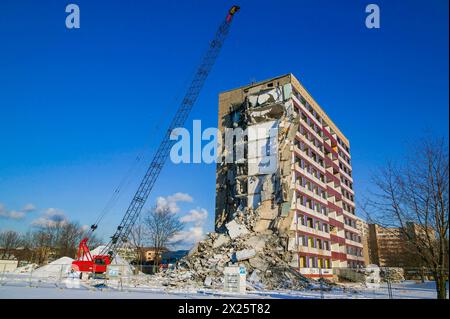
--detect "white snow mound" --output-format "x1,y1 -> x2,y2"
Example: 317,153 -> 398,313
33,257 -> 74,278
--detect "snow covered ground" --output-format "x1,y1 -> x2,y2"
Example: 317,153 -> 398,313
0,278 -> 446,299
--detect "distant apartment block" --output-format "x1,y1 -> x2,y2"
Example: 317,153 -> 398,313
356,217 -> 371,265
215,74 -> 365,278
367,222 -> 430,267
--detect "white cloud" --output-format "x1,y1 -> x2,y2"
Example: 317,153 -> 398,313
152,194 -> 208,250
7,210 -> 26,219
170,226 -> 205,248
22,204 -> 36,212
167,192 -> 193,202
0,203 -> 34,220
179,208 -> 208,226
173,208 -> 209,250
31,208 -> 68,227
155,192 -> 193,213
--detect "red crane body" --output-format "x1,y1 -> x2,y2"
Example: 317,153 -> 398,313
72,238 -> 111,273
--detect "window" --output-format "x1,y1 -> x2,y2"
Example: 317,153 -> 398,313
299,256 -> 306,268
299,214 -> 306,226
317,239 -> 322,249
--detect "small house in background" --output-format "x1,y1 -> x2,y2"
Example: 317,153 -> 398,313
142,247 -> 167,263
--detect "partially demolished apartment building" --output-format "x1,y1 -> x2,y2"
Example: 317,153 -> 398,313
215,74 -> 365,277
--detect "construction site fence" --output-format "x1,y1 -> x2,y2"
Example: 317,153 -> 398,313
0,262 -> 156,292
332,266 -> 449,283
0,262 -> 448,298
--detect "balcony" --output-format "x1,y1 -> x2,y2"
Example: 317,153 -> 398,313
299,268 -> 333,277
297,224 -> 331,239
337,142 -> 351,160
345,238 -> 364,248
295,182 -> 328,206
293,145 -> 326,174
340,181 -> 354,196
329,211 -> 344,224
296,132 -> 324,158
292,95 -> 322,129
297,245 -> 332,257
294,163 -> 327,189
295,203 -> 329,222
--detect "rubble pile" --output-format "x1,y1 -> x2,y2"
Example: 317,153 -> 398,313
354,265 -> 405,284
157,213 -> 318,291
357,264 -> 381,284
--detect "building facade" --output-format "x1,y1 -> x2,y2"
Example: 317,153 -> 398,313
367,223 -> 429,267
356,217 -> 371,266
215,74 -> 364,278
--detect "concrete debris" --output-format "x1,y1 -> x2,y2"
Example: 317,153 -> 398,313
204,276 -> 213,287
361,264 -> 381,284
248,270 -> 260,283
249,256 -> 268,272
213,234 -> 230,248
234,249 -> 256,261
225,219 -> 249,239
244,235 -> 266,252
381,267 -> 405,283
156,214 -> 326,291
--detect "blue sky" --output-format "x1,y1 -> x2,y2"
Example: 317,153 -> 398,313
0,1 -> 448,247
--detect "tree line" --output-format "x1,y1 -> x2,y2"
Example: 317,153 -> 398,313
0,205 -> 184,272
0,219 -> 102,265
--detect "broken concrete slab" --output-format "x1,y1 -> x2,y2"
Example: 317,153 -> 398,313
253,219 -> 272,233
204,276 -> 212,286
244,235 -> 267,252
257,201 -> 278,220
213,234 -> 230,248
249,256 -> 268,272
235,249 -> 256,261
225,219 -> 250,239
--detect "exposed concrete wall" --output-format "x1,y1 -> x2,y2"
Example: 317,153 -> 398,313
215,74 -> 298,235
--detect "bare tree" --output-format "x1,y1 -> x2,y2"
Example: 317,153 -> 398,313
0,230 -> 22,259
363,137 -> 449,299
143,206 -> 184,271
31,230 -> 53,265
30,217 -> 103,262
130,215 -> 147,273
56,222 -> 85,258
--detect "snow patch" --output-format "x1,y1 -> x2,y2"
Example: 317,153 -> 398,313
33,257 -> 74,278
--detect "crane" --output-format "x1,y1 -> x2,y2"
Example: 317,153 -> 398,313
72,5 -> 240,275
